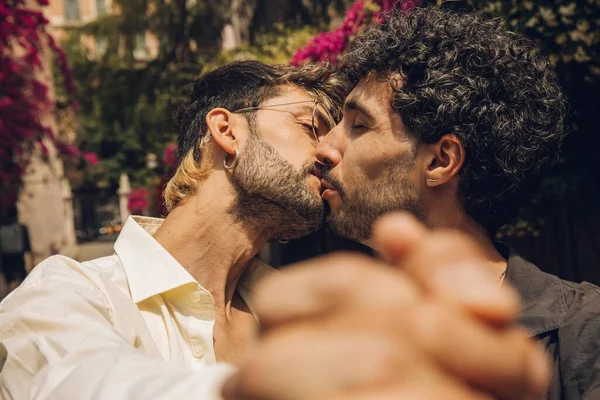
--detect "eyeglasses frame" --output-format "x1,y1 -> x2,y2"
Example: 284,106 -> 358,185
232,99 -> 330,143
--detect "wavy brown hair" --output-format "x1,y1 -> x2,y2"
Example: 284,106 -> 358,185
163,61 -> 349,212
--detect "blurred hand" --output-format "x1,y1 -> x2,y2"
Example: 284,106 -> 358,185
222,213 -> 550,400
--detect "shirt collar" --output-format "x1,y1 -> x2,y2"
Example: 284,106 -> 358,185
496,242 -> 566,337
114,216 -> 197,303
113,215 -> 276,305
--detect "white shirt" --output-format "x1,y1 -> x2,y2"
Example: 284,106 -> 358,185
0,216 -> 275,399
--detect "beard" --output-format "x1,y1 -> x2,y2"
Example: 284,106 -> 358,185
324,159 -> 426,243
230,132 -> 325,242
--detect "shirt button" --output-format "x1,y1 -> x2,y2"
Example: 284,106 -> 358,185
192,344 -> 205,358
189,291 -> 202,303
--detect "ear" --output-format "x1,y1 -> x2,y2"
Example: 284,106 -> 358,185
424,133 -> 465,187
206,108 -> 238,155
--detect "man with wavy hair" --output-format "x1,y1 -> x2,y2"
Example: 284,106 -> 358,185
0,61 -> 350,398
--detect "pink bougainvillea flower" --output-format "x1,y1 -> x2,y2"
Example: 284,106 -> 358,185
128,188 -> 150,213
163,143 -> 178,169
82,152 -> 99,166
291,0 -> 419,66
54,142 -> 81,158
39,141 -> 49,156
32,81 -> 49,100
2,0 -> 76,198
66,144 -> 80,156
0,97 -> 14,108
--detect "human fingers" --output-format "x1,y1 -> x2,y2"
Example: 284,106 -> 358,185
320,370 -> 495,400
222,321 -> 502,400
319,300 -> 550,400
252,253 -> 420,330
254,264 -> 548,400
222,327 -> 419,400
372,213 -> 520,325
371,212 -> 428,263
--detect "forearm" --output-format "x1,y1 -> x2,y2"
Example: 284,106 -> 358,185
33,351 -> 234,400
1,341 -> 234,400
0,266 -> 234,400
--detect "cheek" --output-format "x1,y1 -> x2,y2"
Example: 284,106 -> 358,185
267,134 -> 315,169
342,138 -> 416,191
257,116 -> 315,169
343,139 -> 393,182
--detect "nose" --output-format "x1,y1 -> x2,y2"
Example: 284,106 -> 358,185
316,123 -> 343,169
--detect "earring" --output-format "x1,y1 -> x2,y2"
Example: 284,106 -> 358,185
198,134 -> 211,151
223,148 -> 240,170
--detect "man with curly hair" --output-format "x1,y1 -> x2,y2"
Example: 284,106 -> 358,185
311,7 -> 599,400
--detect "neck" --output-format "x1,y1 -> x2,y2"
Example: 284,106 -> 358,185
153,173 -> 268,316
429,204 -> 508,279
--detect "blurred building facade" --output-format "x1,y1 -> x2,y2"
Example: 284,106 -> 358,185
46,0 -> 159,61
13,1 -> 77,266
16,0 -> 154,265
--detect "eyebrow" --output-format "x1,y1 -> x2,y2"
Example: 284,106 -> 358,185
344,98 -> 374,120
295,105 -> 315,115
264,103 -> 313,117
286,104 -> 331,128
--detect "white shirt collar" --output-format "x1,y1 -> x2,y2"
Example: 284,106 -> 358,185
114,216 -> 197,303
113,216 -> 277,304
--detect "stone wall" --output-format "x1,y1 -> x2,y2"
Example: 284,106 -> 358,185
15,0 -> 78,266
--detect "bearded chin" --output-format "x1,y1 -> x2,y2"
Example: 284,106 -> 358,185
229,134 -> 325,241
327,182 -> 426,243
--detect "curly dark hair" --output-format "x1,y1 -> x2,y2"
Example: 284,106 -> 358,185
341,7 -> 568,234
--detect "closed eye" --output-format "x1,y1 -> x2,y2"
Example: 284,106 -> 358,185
298,121 -> 316,138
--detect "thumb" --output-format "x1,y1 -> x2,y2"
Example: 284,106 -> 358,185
371,212 -> 428,265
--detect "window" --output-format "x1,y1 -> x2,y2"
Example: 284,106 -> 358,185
65,0 -> 80,21
96,0 -> 107,16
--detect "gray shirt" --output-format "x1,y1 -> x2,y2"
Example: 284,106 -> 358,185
501,243 -> 600,400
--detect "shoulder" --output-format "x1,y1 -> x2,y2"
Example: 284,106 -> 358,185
557,280 -> 600,345
1,254 -> 125,312
0,256 -> 120,340
559,279 -> 600,323
555,279 -> 600,392
21,254 -> 121,288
